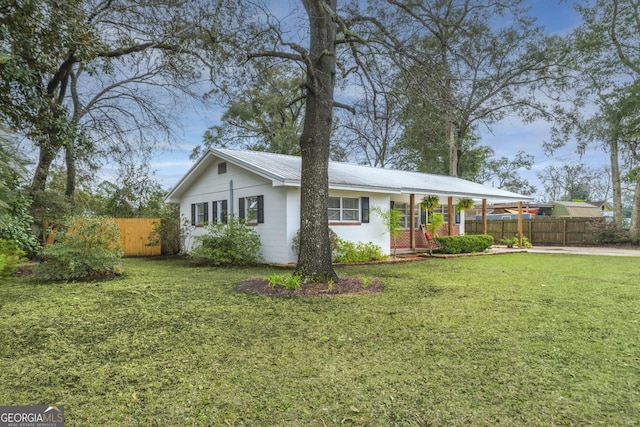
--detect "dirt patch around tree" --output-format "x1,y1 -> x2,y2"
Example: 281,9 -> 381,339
237,276 -> 384,297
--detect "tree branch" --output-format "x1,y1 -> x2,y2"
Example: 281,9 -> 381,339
333,101 -> 355,114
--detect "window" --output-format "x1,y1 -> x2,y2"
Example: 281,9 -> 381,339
394,202 -> 411,229
392,202 -> 424,229
328,197 -> 362,222
239,195 -> 264,224
218,162 -> 227,174
212,200 -> 228,223
190,202 -> 208,225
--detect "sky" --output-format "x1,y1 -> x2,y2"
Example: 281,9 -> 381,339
147,0 -> 597,202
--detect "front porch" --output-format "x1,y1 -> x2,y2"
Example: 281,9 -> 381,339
389,194 -> 529,251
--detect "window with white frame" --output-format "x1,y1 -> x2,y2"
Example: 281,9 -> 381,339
392,202 -> 425,229
393,202 -> 412,229
328,196 -> 360,222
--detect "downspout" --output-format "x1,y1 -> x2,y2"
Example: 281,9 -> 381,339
229,180 -> 234,215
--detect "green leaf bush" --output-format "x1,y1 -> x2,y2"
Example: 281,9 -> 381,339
293,229 -> 383,264
37,217 -> 124,280
435,235 -> 494,254
0,239 -> 25,276
0,190 -> 40,254
332,238 -> 385,263
190,216 -> 263,266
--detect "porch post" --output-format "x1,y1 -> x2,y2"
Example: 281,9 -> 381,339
409,193 -> 415,250
518,201 -> 523,247
482,199 -> 488,235
448,196 -> 454,235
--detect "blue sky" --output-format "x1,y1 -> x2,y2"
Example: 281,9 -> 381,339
149,0 -> 598,201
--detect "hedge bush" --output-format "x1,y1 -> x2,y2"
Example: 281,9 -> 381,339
37,217 -> 123,280
435,234 -> 494,254
190,216 -> 263,266
588,220 -> 631,244
333,238 -> 385,263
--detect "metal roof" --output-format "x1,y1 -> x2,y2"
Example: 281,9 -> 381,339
552,201 -> 603,218
165,148 -> 535,203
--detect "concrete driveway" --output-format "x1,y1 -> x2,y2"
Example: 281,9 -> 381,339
526,246 -> 640,257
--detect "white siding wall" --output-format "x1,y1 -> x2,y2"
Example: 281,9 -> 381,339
179,159 -> 392,264
285,188 -> 301,264
179,160 -> 289,264
328,191 -> 390,256
254,185 -> 288,264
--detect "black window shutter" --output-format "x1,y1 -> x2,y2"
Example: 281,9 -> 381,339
203,202 -> 209,223
390,201 -> 395,209
361,197 -> 370,223
191,204 -> 196,225
239,198 -> 245,219
221,200 -> 228,223
257,195 -> 264,224
212,201 -> 218,223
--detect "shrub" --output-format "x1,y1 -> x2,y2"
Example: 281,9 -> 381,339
37,217 -> 124,280
435,235 -> 494,254
0,190 -> 40,254
500,237 -> 518,248
332,238 -> 385,263
0,239 -> 25,276
588,220 -> 631,244
520,235 -> 533,248
190,216 -> 263,266
372,206 -> 403,256
147,203 -> 181,255
500,236 -> 532,248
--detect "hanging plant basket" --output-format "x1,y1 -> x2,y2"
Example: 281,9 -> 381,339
420,195 -> 440,213
456,198 -> 475,212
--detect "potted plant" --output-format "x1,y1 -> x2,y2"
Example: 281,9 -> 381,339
456,198 -> 474,212
420,195 -> 440,214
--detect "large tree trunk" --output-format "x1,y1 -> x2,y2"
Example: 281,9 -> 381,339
29,145 -> 59,195
295,0 -> 338,282
65,143 -> 76,209
630,173 -> 640,243
609,138 -> 623,229
447,119 -> 457,177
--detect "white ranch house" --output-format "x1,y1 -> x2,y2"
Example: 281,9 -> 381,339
165,148 -> 534,264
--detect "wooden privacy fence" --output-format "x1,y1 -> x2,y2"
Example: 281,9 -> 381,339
107,218 -> 161,257
465,217 -> 598,246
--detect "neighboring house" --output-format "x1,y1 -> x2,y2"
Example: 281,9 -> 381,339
588,201 -> 613,218
551,201 -> 604,218
165,149 -> 534,264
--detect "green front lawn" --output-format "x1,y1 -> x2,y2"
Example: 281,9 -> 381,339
1,254 -> 639,426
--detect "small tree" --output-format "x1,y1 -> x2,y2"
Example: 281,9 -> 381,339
372,206 -> 403,257
425,213 -> 445,256
147,203 -> 181,255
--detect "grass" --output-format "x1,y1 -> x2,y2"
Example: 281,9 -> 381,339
1,254 -> 639,426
